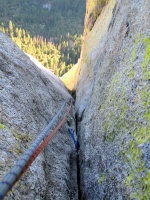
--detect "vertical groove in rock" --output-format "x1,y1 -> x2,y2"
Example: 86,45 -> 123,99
75,0 -> 150,199
75,113 -> 81,200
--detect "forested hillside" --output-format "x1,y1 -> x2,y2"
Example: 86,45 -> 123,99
0,0 -> 85,76
0,21 -> 82,76
0,0 -> 86,38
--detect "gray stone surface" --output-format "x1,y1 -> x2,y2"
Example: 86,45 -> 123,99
0,31 -> 77,200
76,0 -> 150,199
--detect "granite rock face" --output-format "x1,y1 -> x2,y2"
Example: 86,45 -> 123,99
76,0 -> 150,199
0,31 -> 77,200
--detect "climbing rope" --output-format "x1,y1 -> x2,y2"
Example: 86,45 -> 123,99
68,128 -> 78,150
20,99 -> 72,176
0,99 -> 72,200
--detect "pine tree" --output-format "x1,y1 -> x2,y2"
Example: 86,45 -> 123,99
8,21 -> 13,38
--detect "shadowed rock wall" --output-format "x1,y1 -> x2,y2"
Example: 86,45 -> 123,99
76,0 -> 150,199
0,31 -> 77,200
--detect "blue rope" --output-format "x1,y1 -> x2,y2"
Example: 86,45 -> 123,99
68,128 -> 78,150
0,100 -> 68,199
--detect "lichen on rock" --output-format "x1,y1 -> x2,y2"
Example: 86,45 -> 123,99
76,0 -> 150,199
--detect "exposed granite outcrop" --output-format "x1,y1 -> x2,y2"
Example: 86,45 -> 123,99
0,31 -> 77,200
60,63 -> 79,91
76,0 -> 150,199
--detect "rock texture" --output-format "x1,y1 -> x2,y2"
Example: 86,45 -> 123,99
76,0 -> 150,199
60,63 -> 79,91
0,31 -> 77,200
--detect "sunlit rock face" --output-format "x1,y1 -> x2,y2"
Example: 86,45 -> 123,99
76,0 -> 150,199
0,31 -> 77,200
60,63 -> 79,91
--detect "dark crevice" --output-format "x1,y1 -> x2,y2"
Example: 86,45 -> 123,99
77,109 -> 85,123
125,19 -> 130,37
75,112 -> 81,200
77,151 -> 81,200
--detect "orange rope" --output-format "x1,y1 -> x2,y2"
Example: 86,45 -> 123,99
21,99 -> 72,175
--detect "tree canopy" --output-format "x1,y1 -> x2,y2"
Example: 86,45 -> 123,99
0,0 -> 86,76
0,0 -> 86,38
0,21 -> 82,76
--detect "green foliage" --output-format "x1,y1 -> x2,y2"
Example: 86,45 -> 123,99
128,69 -> 134,78
14,143 -> 23,155
0,0 -> 85,38
131,34 -> 141,62
142,37 -> 150,78
2,21 -> 82,76
142,37 -> 150,69
130,35 -> 150,81
98,173 -> 105,185
0,123 -> 5,129
97,36 -> 150,198
13,131 -> 31,142
0,0 -> 85,76
124,36 -> 150,199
